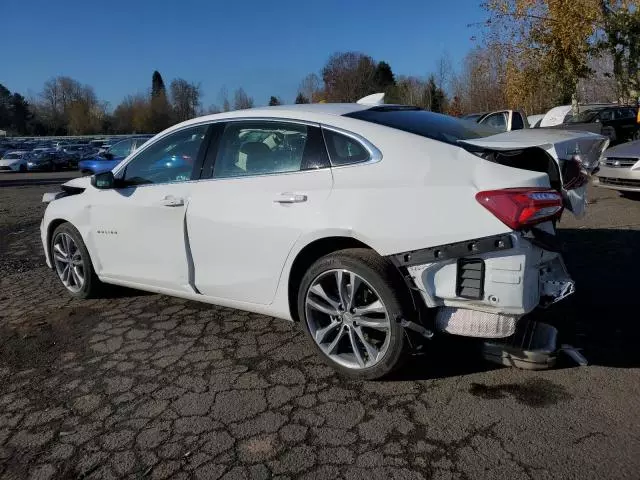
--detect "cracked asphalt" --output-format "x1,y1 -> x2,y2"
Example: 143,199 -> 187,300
0,175 -> 639,479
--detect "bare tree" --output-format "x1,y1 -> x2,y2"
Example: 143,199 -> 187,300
299,73 -> 322,103
170,78 -> 202,122
322,52 -> 377,102
435,53 -> 453,94
217,86 -> 231,112
233,88 -> 254,110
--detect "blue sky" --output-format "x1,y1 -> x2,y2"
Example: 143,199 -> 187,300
3,0 -> 486,109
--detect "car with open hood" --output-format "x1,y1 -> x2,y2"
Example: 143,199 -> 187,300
40,96 -> 608,378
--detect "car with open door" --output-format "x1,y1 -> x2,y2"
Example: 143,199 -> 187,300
40,96 -> 607,379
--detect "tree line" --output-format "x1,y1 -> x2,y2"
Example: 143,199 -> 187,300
0,0 -> 637,136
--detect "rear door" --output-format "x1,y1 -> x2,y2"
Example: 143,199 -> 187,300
186,119 -> 333,305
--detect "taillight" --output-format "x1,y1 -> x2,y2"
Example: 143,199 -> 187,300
475,188 -> 563,230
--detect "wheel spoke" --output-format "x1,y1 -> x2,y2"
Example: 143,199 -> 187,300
335,271 -> 349,308
315,320 -> 341,344
54,252 -> 68,263
307,298 -> 339,316
70,266 -> 83,287
347,327 -> 366,367
347,272 -> 361,310
54,243 -> 67,259
61,234 -> 70,255
354,300 -> 386,317
355,316 -> 389,331
62,264 -> 71,284
309,284 -> 340,310
324,326 -> 346,354
354,326 -> 379,363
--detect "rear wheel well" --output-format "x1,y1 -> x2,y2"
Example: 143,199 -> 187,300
288,237 -> 371,322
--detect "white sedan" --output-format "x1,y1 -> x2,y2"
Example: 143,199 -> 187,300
0,150 -> 29,172
40,98 -> 607,379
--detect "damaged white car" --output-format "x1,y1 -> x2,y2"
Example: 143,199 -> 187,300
40,97 -> 608,379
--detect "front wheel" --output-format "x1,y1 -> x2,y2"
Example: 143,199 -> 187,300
51,223 -> 104,299
297,248 -> 412,380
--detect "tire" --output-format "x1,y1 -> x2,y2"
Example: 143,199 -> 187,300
50,223 -> 104,299
297,248 -> 412,380
19,164 -> 26,172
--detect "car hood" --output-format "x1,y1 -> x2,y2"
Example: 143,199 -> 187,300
603,139 -> 640,159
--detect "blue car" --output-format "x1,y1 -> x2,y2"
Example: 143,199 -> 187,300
79,137 -> 151,175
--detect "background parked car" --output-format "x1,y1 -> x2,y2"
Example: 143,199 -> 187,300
555,106 -> 640,145
527,114 -> 545,128
79,136 -> 152,175
0,150 -> 30,172
26,150 -> 71,171
595,139 -> 640,195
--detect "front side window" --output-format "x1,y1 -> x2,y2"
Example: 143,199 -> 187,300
121,124 -> 208,186
213,121 -> 311,179
323,129 -> 369,166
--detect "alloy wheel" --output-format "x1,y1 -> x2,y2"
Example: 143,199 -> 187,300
53,233 -> 85,293
305,269 -> 391,370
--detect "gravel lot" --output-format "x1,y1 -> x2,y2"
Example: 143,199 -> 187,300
0,176 -> 639,479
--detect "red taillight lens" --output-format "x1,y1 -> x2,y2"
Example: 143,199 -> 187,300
475,188 -> 564,230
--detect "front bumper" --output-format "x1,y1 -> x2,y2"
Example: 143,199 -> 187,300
392,231 -> 574,339
595,166 -> 640,192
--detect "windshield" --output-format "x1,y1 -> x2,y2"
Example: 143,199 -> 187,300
568,110 -> 600,123
345,107 -> 500,145
2,153 -> 22,160
461,113 -> 483,122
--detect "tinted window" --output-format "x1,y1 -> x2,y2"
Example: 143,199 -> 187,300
600,110 -> 613,121
213,121 -> 311,179
511,112 -> 524,130
568,110 -> 600,123
323,129 -> 369,166
122,125 -> 207,186
617,108 -> 636,119
345,107 -> 499,146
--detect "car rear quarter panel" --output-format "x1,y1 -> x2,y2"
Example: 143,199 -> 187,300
318,123 -> 551,255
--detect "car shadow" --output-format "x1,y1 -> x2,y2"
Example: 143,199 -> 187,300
390,228 -> 640,381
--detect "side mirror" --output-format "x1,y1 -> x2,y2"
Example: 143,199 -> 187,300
91,171 -> 115,189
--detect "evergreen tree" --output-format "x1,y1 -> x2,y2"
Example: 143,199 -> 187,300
268,96 -> 282,106
374,61 -> 395,90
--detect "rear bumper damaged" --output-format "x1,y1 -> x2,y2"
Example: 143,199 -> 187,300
389,232 -> 574,339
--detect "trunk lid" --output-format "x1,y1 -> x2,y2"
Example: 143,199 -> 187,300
459,129 -> 609,217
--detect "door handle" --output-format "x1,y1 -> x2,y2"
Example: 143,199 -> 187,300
274,193 -> 307,204
160,195 -> 185,207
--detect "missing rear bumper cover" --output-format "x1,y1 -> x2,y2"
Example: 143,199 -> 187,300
389,234 -> 513,268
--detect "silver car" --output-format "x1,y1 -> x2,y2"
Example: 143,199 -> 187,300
595,140 -> 640,193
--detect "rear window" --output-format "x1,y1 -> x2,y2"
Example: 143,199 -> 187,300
344,107 -> 500,146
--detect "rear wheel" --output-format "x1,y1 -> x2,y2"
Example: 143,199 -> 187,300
51,223 -> 104,299
297,248 -> 411,380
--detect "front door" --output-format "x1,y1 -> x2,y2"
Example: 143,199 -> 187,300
186,120 -> 334,305
89,124 -> 210,291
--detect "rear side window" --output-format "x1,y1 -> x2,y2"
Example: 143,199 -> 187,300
323,129 -> 369,166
